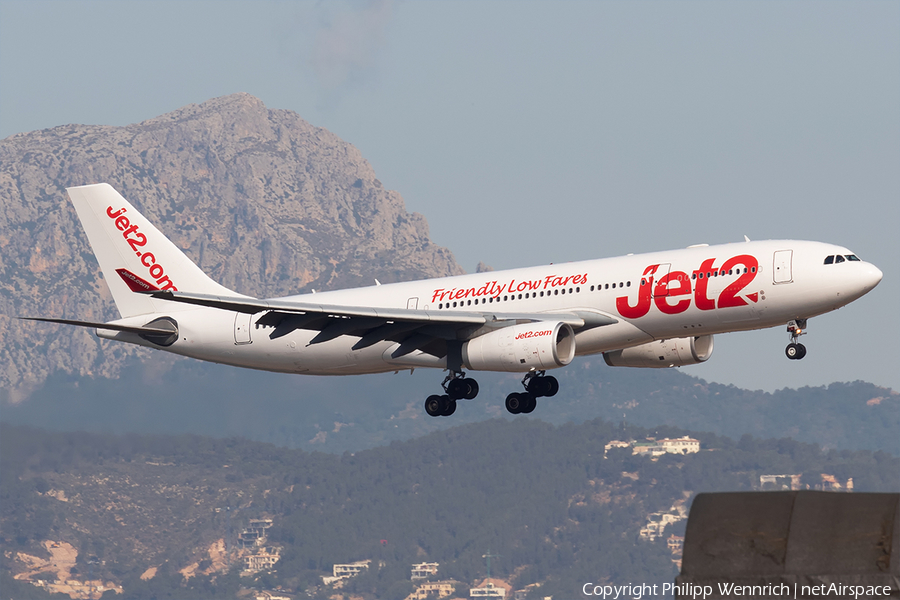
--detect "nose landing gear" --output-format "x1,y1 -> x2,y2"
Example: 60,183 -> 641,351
785,319 -> 808,360
424,372 -> 479,417
505,370 -> 559,415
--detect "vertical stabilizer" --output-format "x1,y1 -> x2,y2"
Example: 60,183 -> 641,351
67,183 -> 242,318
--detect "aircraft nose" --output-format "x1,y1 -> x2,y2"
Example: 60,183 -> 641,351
865,263 -> 884,290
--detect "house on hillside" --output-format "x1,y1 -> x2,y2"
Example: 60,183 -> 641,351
632,440 -> 666,457
411,562 -> 439,580
242,546 -> 281,574
406,580 -> 457,600
758,474 -> 802,490
658,436 -> 700,455
322,560 -> 370,586
819,474 -> 853,491
470,579 -> 510,598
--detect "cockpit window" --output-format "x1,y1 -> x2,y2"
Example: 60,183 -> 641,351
835,255 -> 845,263
824,255 -> 834,265
846,254 -> 860,261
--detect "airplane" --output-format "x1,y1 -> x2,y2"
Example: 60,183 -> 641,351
24,183 -> 883,417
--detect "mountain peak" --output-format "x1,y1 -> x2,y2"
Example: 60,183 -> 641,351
0,97 -> 463,394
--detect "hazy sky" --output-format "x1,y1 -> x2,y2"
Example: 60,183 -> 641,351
1,1 -> 898,393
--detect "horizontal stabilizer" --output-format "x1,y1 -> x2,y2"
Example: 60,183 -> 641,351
20,317 -> 176,336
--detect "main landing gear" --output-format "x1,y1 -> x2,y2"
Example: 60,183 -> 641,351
785,319 -> 808,360
505,371 -> 559,415
424,372 -> 479,417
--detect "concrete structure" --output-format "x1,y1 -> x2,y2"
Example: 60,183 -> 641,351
411,562 -> 439,580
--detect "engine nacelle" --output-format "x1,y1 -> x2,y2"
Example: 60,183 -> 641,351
462,322 -> 576,372
603,335 -> 714,368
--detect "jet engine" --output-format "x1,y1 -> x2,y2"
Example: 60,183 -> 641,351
603,335 -> 714,368
462,321 -> 576,372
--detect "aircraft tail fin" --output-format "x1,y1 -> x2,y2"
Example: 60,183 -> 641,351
67,183 -> 241,318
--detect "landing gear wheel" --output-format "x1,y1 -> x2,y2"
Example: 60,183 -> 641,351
525,375 -> 559,397
786,343 -> 799,360
425,395 -> 445,417
441,398 -> 457,416
520,393 -> 537,414
444,374 -> 479,401
543,376 -> 559,397
795,343 -> 807,359
447,378 -> 468,400
505,393 -> 525,415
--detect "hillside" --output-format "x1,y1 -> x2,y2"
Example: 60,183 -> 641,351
2,356 -> 896,456
2,420 -> 897,599
0,93 -> 463,395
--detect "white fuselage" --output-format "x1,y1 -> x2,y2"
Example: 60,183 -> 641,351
100,239 -> 882,376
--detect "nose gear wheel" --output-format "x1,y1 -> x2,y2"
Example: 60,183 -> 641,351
785,319 -> 809,360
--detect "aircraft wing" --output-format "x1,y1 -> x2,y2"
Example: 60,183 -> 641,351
143,289 -> 616,358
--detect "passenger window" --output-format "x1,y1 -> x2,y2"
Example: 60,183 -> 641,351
626,281 -> 631,287
590,285 -> 595,292
518,294 -> 522,300
835,255 -> 845,263
824,255 -> 834,265
611,283 -> 616,289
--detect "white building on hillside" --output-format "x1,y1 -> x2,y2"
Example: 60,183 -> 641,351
411,562 -> 439,580
659,436 -> 700,454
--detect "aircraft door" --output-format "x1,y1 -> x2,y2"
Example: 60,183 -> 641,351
407,298 -> 418,310
234,313 -> 252,344
773,250 -> 793,284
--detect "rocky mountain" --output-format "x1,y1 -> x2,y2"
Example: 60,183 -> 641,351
0,93 -> 463,395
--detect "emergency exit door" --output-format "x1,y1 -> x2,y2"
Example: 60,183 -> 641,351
234,313 -> 252,344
